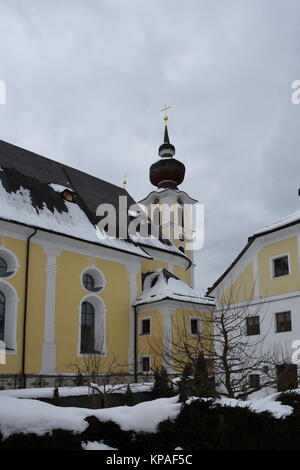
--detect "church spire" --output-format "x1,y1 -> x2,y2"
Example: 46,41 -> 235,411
149,108 -> 185,189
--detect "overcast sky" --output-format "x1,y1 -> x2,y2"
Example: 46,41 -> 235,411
0,0 -> 300,291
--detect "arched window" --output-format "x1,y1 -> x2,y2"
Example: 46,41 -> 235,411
0,291 -> 5,341
80,301 -> 95,353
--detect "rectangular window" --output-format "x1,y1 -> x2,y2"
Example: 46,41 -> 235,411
272,255 -> 290,278
190,318 -> 200,335
246,316 -> 260,335
276,311 -> 292,333
141,356 -> 150,372
249,374 -> 260,389
140,318 -> 151,335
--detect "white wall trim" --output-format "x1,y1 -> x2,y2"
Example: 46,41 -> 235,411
40,245 -> 62,375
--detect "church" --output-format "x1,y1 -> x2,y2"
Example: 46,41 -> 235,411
0,118 -> 213,389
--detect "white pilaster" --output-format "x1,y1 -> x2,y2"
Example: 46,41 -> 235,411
40,246 -> 62,375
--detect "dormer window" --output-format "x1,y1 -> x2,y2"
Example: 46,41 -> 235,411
62,189 -> 77,203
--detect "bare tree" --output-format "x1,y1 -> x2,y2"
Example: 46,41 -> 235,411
147,284 -> 292,399
68,331 -> 128,408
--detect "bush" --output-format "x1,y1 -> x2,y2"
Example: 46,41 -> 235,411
152,367 -> 174,399
3,397 -> 300,450
122,384 -> 135,406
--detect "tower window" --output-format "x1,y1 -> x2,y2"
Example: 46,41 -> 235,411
80,301 -> 95,353
0,291 -> 5,342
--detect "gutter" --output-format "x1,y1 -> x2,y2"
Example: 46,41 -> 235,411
21,228 -> 37,387
134,305 -> 138,383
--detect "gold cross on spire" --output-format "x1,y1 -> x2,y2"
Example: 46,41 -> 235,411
161,104 -> 171,122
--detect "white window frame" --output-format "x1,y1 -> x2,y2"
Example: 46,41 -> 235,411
139,317 -> 151,336
270,252 -> 291,279
190,316 -> 201,336
0,280 -> 19,353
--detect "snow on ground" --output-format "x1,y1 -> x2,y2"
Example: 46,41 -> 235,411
0,382 -> 153,399
82,441 -> 117,450
0,395 -> 181,439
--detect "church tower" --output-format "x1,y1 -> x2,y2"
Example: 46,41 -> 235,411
139,109 -> 198,287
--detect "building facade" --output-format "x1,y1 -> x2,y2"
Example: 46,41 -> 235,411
207,210 -> 300,394
0,125 -> 212,389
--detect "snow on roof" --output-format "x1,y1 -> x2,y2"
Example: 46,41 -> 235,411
134,269 -> 214,306
0,167 -> 191,262
0,179 -> 149,258
254,209 -> 300,236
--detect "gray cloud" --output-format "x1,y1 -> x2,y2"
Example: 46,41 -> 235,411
0,0 -> 300,291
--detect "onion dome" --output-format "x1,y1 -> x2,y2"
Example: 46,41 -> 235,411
150,125 -> 185,189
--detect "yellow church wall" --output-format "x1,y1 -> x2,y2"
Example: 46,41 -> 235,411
173,265 -> 191,286
0,236 -> 27,374
258,236 -> 300,298
221,263 -> 255,305
137,309 -> 164,369
55,250 -> 131,374
141,259 -> 168,275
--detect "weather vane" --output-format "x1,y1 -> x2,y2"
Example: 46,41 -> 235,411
161,104 -> 171,122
